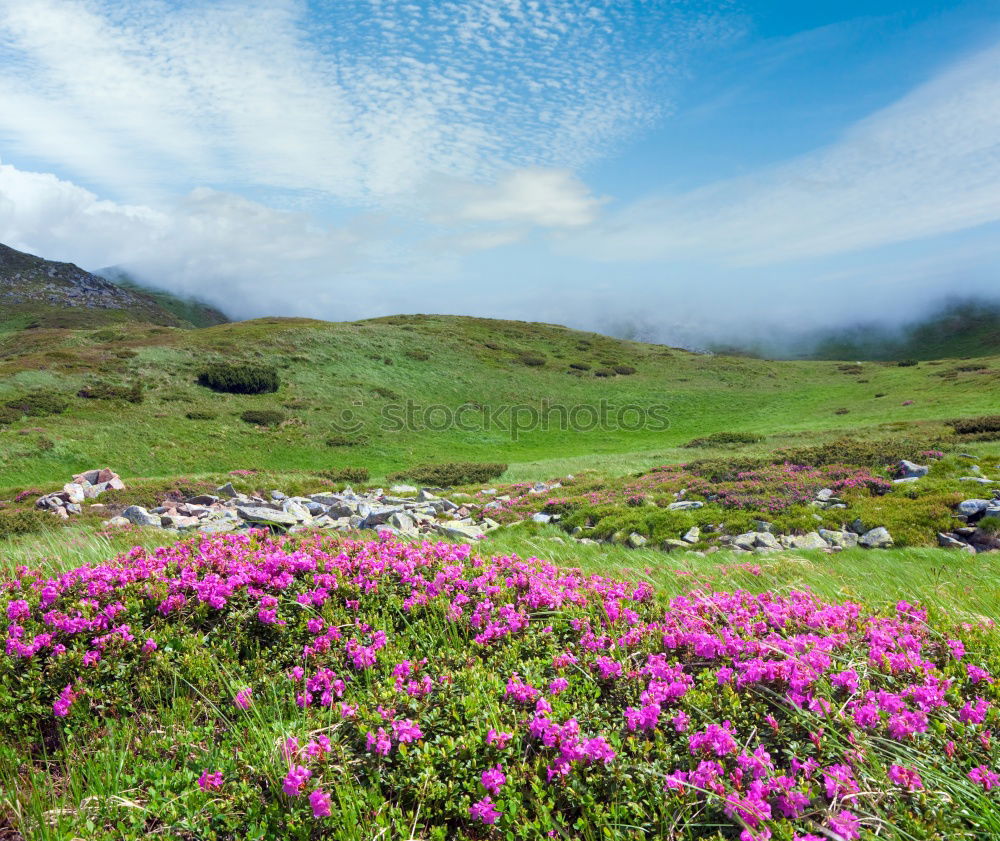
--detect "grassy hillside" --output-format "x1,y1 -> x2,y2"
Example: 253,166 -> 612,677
1,313 -> 998,486
97,266 -> 230,328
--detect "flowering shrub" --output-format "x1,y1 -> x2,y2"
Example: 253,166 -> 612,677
1,532 -> 998,839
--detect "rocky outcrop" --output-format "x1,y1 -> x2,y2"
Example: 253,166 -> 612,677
35,468 -> 125,519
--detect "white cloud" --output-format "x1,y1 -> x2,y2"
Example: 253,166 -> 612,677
453,169 -> 603,228
577,38 -> 1000,266
0,0 -> 731,204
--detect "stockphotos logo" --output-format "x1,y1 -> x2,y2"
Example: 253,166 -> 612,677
330,399 -> 669,441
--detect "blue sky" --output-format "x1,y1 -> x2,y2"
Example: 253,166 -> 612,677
0,0 -> 998,345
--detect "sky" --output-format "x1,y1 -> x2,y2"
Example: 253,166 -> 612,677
0,0 -> 998,347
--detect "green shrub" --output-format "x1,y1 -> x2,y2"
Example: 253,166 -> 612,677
371,386 -> 400,400
519,354 -> 546,367
897,359 -> 918,367
594,368 -> 615,378
979,515 -> 1000,536
947,415 -> 1000,436
834,407 -> 850,415
316,467 -> 370,484
197,363 -> 279,394
326,434 -> 369,447
4,390 -> 69,418
185,410 -> 216,420
614,365 -> 637,375
0,405 -> 21,426
0,508 -> 52,540
569,362 -> 591,371
389,461 -> 507,487
684,431 -> 764,448
779,436 -> 946,468
77,381 -> 144,403
239,410 -> 285,427
405,350 -> 430,361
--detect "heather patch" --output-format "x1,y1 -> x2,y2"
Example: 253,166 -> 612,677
1,532 -> 998,839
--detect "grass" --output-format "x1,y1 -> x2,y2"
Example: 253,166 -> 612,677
1,314 -> 998,486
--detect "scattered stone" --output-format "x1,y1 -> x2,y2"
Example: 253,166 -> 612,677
682,526 -> 700,544
662,539 -> 690,552
859,527 -> 893,549
667,500 -> 704,511
390,484 -> 417,494
957,499 -> 991,517
895,460 -> 929,479
216,482 -> 238,498
959,477 -> 994,484
122,505 -> 161,528
819,529 -> 858,549
627,532 -> 648,548
790,532 -> 829,550
236,506 -> 299,528
532,513 -> 553,524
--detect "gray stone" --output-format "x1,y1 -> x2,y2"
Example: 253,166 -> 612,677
754,520 -> 773,533
282,499 -> 312,521
186,494 -> 219,505
578,538 -> 599,546
859,527 -> 893,549
896,460 -> 929,479
387,512 -> 417,534
819,529 -> 858,549
848,518 -> 867,535
682,526 -> 701,544
937,532 -> 969,549
390,484 -> 417,494
236,506 -> 299,527
416,489 -> 440,502
216,482 -> 238,498
662,539 -> 690,551
733,532 -> 758,551
957,499 -> 991,516
959,477 -> 994,484
270,490 -> 287,501
790,532 -> 829,550
106,516 -> 131,528
434,523 -> 485,540
667,500 -> 704,511
62,483 -> 86,504
532,513 -> 553,524
122,505 -> 161,527
753,532 -> 781,550
627,532 -> 648,548
816,488 -> 834,502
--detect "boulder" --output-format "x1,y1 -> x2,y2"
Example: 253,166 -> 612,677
896,460 -> 929,480
387,512 -> 418,534
216,482 -> 238,499
532,513 -> 553,524
282,499 -> 313,522
859,527 -> 893,549
937,532 -> 973,552
105,516 -> 131,528
661,539 -> 690,552
62,483 -> 87,504
235,506 -> 298,528
816,488 -> 834,502
957,499 -> 991,517
790,532 -> 829,550
627,532 -> 648,548
682,526 -> 700,544
819,529 -> 858,549
753,532 -> 781,550
433,523 -> 485,540
667,500 -> 704,511
959,477 -> 994,484
122,505 -> 162,528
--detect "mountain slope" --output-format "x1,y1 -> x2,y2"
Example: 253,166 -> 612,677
0,243 -> 184,329
0,313 -> 997,485
96,267 -> 229,328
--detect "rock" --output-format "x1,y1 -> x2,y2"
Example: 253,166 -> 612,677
819,529 -> 858,549
682,526 -> 700,544
754,532 -> 781,550
281,499 -> 312,521
957,499 -> 991,517
578,538 -> 599,546
481,518 -> 500,530
216,482 -> 238,498
416,489 -> 440,502
270,490 -> 287,501
938,532 -> 970,549
106,516 -> 131,528
859,527 -> 893,549
662,539 -> 689,551
532,513 -> 553,524
893,477 -> 920,484
236,506 -> 299,527
434,523 -> 485,540
816,488 -> 834,502
65,503 -> 82,515
847,518 -> 867,535
186,494 -> 219,505
790,532 -> 828,550
390,484 -> 417,494
733,533 -> 757,551
959,477 -> 994,484
667,500 -> 704,511
387,512 -> 417,534
358,505 -> 402,528
62,483 -> 87,504
754,520 -> 773,533
896,460 -> 929,479
122,505 -> 161,527
627,532 -> 648,548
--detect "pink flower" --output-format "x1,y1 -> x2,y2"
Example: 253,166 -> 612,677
282,765 -> 311,797
487,729 -> 512,749
53,683 -> 76,717
481,764 -> 506,795
308,788 -> 332,818
197,770 -> 224,791
234,687 -> 252,710
469,796 -> 501,825
887,764 -> 923,791
828,810 -> 861,840
365,728 -> 392,756
969,766 -> 999,791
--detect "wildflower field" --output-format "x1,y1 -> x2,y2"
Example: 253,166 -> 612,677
2,530 -> 998,840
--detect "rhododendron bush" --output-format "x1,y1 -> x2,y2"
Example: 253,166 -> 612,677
1,531 -> 998,840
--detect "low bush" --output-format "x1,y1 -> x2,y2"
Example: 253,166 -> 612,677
613,365 -> 636,375
569,362 -> 591,371
979,515 -> 1000,535
897,359 -> 918,367
389,461 -> 507,487
196,363 -> 280,395
0,508 -> 52,540
779,436 -> 947,468
519,354 -> 546,367
316,467 -> 370,484
240,410 -> 285,427
325,434 -> 369,447
948,415 -> 1000,436
185,410 -> 216,420
4,390 -> 69,418
77,381 -> 144,403
594,368 -> 615,378
405,350 -> 430,361
683,431 -> 764,448
0,406 -> 21,426
834,407 -> 850,415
